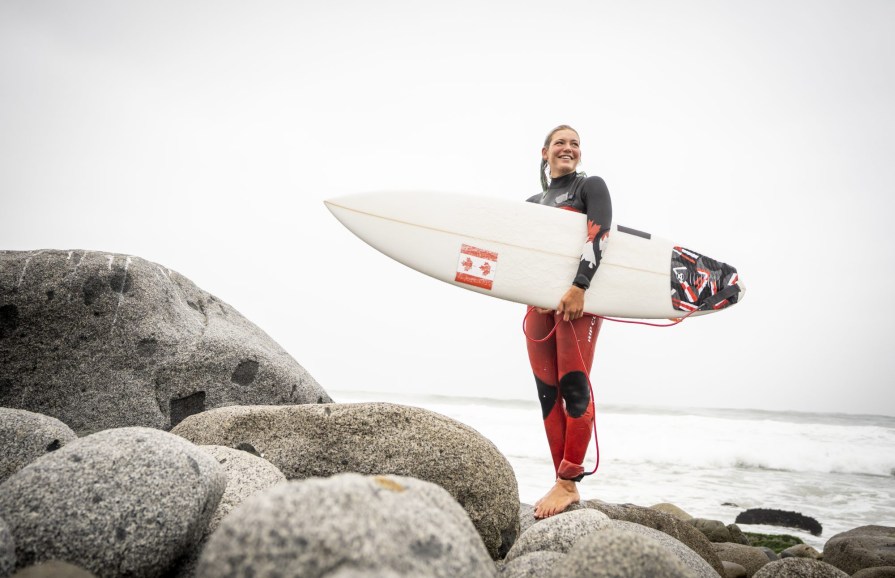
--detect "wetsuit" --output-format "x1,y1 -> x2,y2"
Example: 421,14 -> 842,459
524,172 -> 612,481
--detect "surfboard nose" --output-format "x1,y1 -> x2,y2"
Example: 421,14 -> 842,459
736,279 -> 746,303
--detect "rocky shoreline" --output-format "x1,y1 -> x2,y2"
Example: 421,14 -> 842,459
1,249 -> 893,577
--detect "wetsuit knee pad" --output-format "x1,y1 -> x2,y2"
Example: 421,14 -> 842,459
535,376 -> 558,419
559,371 -> 591,418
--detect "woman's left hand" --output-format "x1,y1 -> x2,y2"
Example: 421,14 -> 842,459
557,285 -> 586,322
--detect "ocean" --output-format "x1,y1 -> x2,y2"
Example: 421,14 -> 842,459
332,390 -> 895,550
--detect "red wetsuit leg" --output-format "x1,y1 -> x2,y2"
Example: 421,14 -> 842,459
523,307 -> 565,475
554,314 -> 602,481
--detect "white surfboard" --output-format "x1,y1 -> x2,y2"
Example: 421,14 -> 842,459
324,191 -> 745,319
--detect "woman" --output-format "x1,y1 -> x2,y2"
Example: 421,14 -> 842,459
524,125 -> 612,519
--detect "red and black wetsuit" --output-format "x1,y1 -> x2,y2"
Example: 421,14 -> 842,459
524,172 -> 612,481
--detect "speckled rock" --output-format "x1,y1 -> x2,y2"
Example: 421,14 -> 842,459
585,500 -> 726,576
501,551 -> 565,578
549,526 -> 699,578
823,526 -> 895,575
0,250 -> 330,434
505,509 -> 610,561
852,567 -> 895,578
9,560 -> 97,578
0,516 -> 14,578
518,503 -> 537,537
195,473 -> 496,578
0,408 -> 77,484
752,558 -> 848,577
694,518 -> 733,542
782,544 -> 822,559
612,520 -> 722,578
728,524 -> 750,545
723,561 -> 747,578
0,427 -> 225,577
651,502 -> 695,522
173,403 -> 519,559
713,542 -> 771,577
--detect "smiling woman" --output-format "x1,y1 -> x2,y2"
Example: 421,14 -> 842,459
524,124 -> 613,519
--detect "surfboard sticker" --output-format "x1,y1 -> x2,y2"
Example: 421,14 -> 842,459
455,244 -> 498,290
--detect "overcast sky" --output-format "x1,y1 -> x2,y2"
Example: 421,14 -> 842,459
2,0 -> 894,416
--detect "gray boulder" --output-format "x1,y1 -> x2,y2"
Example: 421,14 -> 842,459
195,473 -> 496,578
0,250 -> 330,434
723,561 -> 748,578
694,518 -> 733,542
9,561 -> 97,578
0,408 -> 77,484
782,544 -> 822,559
753,558 -> 848,577
824,526 -> 895,575
585,499 -> 726,576
501,551 -> 565,578
518,503 -> 537,537
650,502 -> 695,522
0,516 -> 13,578
712,542 -> 771,577
853,568 -> 895,578
505,509 -> 610,561
172,402 -> 519,559
549,526 -> 699,578
612,520 -> 722,578
728,524 -> 750,545
0,427 -> 225,577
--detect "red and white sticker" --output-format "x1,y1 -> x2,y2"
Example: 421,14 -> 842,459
455,244 -> 498,290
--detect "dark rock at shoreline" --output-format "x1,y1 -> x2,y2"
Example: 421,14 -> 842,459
584,500 -> 726,576
505,509 -> 610,562
0,427 -> 225,577
195,473 -> 496,578
172,402 -> 519,560
0,408 -> 77,484
0,250 -> 330,434
823,525 -> 895,575
549,526 -> 699,578
753,558 -> 848,577
735,508 -> 823,536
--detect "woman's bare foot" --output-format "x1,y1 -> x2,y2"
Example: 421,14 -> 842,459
533,479 -> 580,519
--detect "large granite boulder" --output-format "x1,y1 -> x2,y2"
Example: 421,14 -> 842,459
172,402 -> 519,559
195,473 -> 497,578
752,558 -> 848,577
0,250 -> 330,434
548,526 -> 700,578
0,408 -> 77,484
823,526 -> 895,575
0,516 -> 13,578
504,509 -> 611,562
650,502 -> 695,522
584,499 -> 726,576
0,427 -> 225,577
712,542 -> 771,577
501,551 -> 565,578
852,568 -> 895,578
612,520 -> 722,578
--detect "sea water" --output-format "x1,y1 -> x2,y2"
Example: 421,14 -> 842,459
332,390 -> 895,549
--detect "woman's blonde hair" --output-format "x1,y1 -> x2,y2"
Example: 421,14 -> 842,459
540,124 -> 580,191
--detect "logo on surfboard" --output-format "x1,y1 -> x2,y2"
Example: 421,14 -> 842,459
455,244 -> 498,290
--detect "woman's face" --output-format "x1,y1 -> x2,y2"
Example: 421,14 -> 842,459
542,129 -> 581,178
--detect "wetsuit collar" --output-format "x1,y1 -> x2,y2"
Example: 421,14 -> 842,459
548,172 -> 580,190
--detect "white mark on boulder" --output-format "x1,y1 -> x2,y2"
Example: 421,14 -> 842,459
110,256 -> 132,331
106,255 -> 114,271
67,251 -> 73,260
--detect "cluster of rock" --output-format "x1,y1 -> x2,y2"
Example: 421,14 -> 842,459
2,249 -> 894,577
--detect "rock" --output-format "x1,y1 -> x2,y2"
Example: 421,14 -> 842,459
728,524 -> 750,545
612,520 -> 722,578
782,544 -> 822,559
823,525 -> 895,575
712,542 -> 772,577
0,408 -> 78,484
852,568 -> 895,578
584,499 -> 726,576
518,503 -> 537,537
744,532 -> 804,554
694,518 -> 733,542
501,551 -> 565,578
723,561 -> 748,578
0,516 -> 13,578
0,427 -> 225,577
548,526 -> 699,578
172,402 -> 519,559
10,560 -> 97,578
169,445 -> 287,578
0,250 -> 330,434
195,473 -> 496,578
752,558 -> 848,577
735,508 -> 823,536
504,509 -> 610,561
651,502 -> 695,522
759,547 -> 780,561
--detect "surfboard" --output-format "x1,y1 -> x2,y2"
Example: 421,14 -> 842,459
324,191 -> 744,319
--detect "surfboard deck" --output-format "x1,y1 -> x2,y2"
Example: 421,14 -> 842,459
325,191 -> 744,319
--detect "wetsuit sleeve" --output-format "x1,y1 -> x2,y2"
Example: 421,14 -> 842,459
574,176 -> 612,289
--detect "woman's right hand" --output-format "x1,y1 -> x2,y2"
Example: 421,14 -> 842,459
534,307 -> 554,315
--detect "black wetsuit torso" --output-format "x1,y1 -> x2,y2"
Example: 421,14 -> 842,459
526,172 -> 613,289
